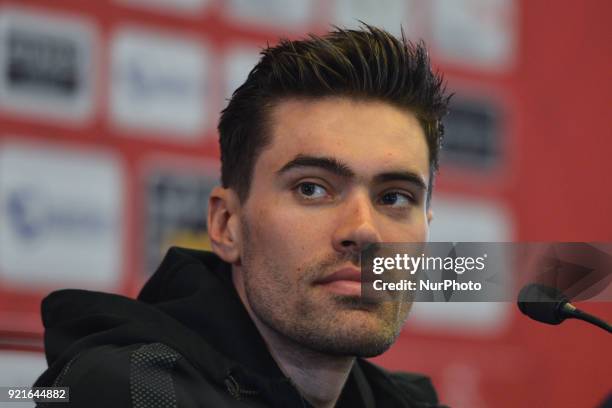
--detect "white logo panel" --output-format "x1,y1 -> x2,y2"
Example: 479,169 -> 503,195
0,350 -> 47,404
409,194 -> 514,334
114,0 -> 212,14
110,27 -> 211,139
0,6 -> 96,123
223,0 -> 314,31
222,46 -> 261,106
431,0 -> 517,70
0,141 -> 124,290
332,0 -> 411,37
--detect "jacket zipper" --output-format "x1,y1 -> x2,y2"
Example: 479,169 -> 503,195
224,374 -> 259,401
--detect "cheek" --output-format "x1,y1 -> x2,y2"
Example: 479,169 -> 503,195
381,215 -> 429,243
247,201 -> 334,261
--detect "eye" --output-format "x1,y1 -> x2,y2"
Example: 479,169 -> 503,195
379,191 -> 414,208
296,182 -> 329,200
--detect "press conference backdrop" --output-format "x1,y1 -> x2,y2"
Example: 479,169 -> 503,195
0,1 -> 610,407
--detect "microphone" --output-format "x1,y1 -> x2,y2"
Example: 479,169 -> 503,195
517,283 -> 612,333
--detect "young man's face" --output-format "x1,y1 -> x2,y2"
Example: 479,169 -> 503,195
234,97 -> 432,357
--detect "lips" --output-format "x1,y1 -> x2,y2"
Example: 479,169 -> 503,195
313,267 -> 364,297
315,267 -> 362,285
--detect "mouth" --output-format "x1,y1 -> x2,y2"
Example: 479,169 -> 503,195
314,267 -> 363,297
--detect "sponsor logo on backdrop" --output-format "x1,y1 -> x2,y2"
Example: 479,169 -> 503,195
7,188 -> 111,242
430,0 -> 516,70
333,0 -> 409,37
0,7 -> 96,122
0,351 -> 47,388
224,0 -> 314,30
408,195 -> 513,333
0,141 -> 124,289
330,0 -> 516,71
222,46 -> 261,106
114,0 -> 212,14
144,165 -> 217,276
441,96 -> 502,169
110,27 -> 211,139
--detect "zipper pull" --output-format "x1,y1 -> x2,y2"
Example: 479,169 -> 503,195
224,374 -> 242,400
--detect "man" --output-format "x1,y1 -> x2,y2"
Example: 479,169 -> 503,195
35,24 -> 450,407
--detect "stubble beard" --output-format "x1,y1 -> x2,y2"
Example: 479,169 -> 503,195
239,219 -> 411,358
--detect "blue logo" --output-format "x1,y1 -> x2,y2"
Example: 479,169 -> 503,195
123,59 -> 199,100
6,188 -> 112,242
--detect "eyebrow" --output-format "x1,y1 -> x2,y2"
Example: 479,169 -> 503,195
277,154 -> 355,178
276,154 -> 428,192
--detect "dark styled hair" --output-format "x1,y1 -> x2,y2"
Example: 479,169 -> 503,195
218,23 -> 451,204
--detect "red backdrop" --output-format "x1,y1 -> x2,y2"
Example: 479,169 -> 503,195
0,0 -> 610,407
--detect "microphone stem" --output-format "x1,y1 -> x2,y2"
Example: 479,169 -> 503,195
564,307 -> 612,334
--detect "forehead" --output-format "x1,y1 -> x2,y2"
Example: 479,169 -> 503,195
260,97 -> 430,182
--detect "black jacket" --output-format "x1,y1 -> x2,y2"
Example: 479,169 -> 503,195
35,247 -> 442,407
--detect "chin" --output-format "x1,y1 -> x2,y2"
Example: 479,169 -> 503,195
312,333 -> 397,358
298,315 -> 401,357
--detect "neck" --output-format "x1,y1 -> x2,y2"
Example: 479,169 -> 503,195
233,272 -> 354,408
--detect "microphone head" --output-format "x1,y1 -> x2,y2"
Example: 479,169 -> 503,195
517,283 -> 570,325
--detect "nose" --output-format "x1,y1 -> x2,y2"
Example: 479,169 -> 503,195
332,189 -> 382,256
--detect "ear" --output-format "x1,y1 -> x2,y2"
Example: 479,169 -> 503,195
207,186 -> 242,264
426,208 -> 434,225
